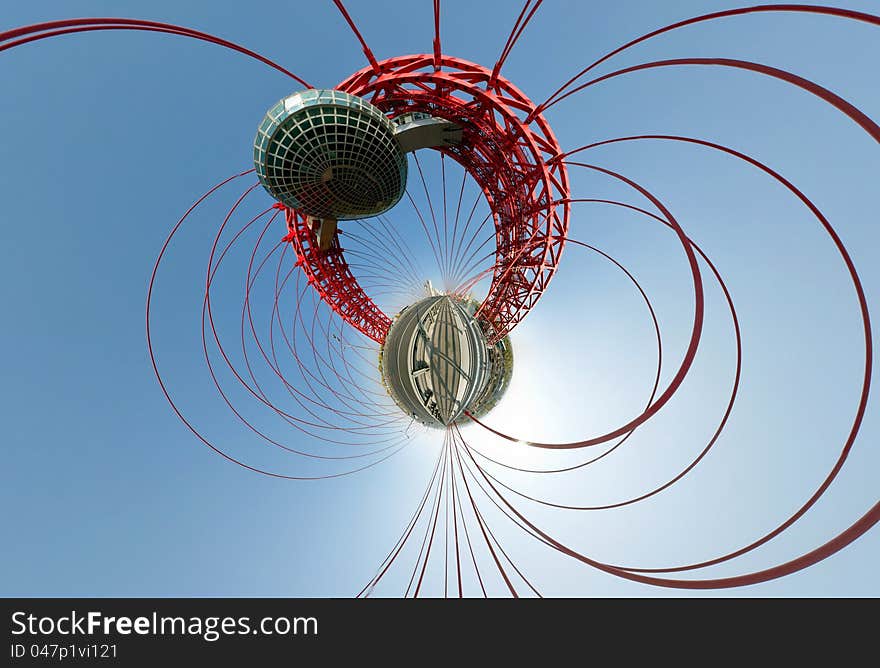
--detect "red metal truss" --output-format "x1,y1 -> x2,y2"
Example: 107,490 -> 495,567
287,54 -> 570,344
280,204 -> 392,343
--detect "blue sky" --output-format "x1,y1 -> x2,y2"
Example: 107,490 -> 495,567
1,0 -> 878,596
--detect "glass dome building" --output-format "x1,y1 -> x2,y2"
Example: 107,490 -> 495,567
253,89 -> 407,221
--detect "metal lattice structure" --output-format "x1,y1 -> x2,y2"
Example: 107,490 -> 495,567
281,204 -> 392,343
254,89 -> 407,220
283,54 -> 570,344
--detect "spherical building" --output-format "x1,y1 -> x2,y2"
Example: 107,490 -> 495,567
253,89 -> 407,221
379,296 -> 513,428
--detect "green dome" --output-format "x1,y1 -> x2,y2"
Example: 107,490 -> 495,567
254,89 -> 407,220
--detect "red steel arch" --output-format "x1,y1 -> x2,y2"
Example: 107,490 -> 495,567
284,54 -> 570,343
